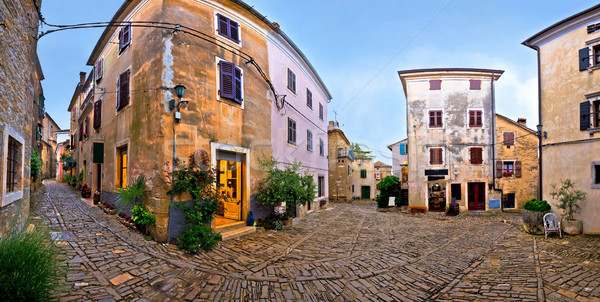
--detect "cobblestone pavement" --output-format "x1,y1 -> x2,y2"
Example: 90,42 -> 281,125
33,181 -> 600,301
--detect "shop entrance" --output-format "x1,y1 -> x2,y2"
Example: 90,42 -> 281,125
216,152 -> 243,226
428,182 -> 446,212
468,182 -> 486,211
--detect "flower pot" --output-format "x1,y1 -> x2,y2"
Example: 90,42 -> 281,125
562,219 -> 583,235
523,209 -> 549,235
93,194 -> 101,204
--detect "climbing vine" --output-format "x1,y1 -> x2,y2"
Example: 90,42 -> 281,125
30,150 -> 43,181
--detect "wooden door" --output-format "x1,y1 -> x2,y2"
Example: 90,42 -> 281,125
361,186 -> 370,199
218,160 -> 242,220
468,182 -> 486,211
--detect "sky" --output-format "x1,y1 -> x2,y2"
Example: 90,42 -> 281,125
37,0 -> 600,164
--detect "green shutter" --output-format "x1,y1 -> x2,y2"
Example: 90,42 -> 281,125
360,169 -> 367,178
93,143 -> 104,164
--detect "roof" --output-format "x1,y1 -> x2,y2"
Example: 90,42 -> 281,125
327,127 -> 351,146
523,4 -> 600,49
386,138 -> 407,151
374,161 -> 391,168
397,68 -> 505,76
86,0 -> 332,100
495,113 -> 536,134
44,113 -> 61,131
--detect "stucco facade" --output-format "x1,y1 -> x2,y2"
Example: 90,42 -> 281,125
399,68 -> 503,212
327,121 -> 353,202
524,4 -> 600,233
387,138 -> 408,178
351,159 -> 377,200
373,160 -> 392,191
495,115 -> 538,210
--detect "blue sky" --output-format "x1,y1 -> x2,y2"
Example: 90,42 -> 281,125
37,0 -> 600,164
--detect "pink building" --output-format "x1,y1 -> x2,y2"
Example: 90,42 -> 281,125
267,31 -> 331,215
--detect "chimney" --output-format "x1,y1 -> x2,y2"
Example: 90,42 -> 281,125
328,121 -> 335,131
272,22 -> 280,30
79,72 -> 87,83
517,118 -> 527,127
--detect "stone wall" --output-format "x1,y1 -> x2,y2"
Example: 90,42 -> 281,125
0,0 -> 41,236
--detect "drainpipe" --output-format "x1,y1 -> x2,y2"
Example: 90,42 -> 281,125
535,46 -> 543,201
490,72 -> 504,211
167,119 -> 176,244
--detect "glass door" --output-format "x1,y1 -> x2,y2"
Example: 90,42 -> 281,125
217,159 -> 242,220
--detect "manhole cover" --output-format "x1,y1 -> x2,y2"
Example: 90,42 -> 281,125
50,232 -> 76,241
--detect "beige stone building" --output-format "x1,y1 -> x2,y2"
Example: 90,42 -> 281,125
523,3 -> 600,233
327,121 -> 353,202
352,158 -> 376,200
398,68 -> 504,212
374,160 -> 392,190
495,114 -> 538,210
40,113 -> 60,179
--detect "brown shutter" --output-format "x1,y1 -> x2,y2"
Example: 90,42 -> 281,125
429,149 -> 434,164
515,161 -> 522,178
496,161 -> 502,178
84,117 -> 89,136
93,99 -> 102,129
503,132 -> 514,145
120,70 -> 130,108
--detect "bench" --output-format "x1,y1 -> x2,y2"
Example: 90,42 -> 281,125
410,206 -> 427,214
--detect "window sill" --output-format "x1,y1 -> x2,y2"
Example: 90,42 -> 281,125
1,190 -> 23,207
588,127 -> 600,135
588,64 -> 600,73
287,142 -> 297,148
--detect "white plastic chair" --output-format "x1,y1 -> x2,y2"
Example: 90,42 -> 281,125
543,213 -> 562,239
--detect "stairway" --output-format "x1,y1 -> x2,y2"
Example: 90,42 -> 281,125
215,221 -> 256,241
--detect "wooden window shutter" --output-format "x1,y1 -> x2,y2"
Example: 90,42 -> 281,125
217,14 -> 228,37
515,161 -> 522,178
234,66 -> 242,104
93,99 -> 102,129
469,79 -> 481,90
399,143 -> 405,155
437,111 -> 443,127
84,117 -> 89,136
581,101 -> 591,130
496,161 -> 502,178
503,132 -> 514,145
119,70 -> 130,109
96,58 -> 104,81
429,111 -> 435,126
437,148 -> 442,164
476,111 -> 482,127
469,111 -> 475,127
123,23 -> 131,47
429,149 -> 434,164
116,76 -> 121,109
219,61 -> 235,99
579,47 -> 590,71
229,19 -> 239,42
430,80 -> 441,90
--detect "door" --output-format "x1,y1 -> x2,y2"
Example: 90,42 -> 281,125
217,159 -> 242,220
361,186 -> 370,199
468,182 -> 486,211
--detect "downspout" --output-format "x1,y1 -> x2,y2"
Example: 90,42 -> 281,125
535,46 -> 543,201
491,72 -> 504,211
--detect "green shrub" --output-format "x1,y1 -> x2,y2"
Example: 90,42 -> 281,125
523,198 -> 551,212
376,175 -> 400,208
117,175 -> 148,206
131,205 -> 156,226
0,228 -> 60,301
262,213 -> 286,230
178,224 -> 222,253
30,150 -> 43,182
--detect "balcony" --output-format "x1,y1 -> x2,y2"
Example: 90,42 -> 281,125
337,150 -> 354,161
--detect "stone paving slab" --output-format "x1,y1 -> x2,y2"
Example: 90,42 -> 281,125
32,180 -> 600,301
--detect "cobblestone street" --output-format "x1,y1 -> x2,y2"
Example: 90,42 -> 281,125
33,180 -> 600,301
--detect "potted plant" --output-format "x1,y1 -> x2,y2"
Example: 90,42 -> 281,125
522,198 -> 551,234
93,189 -> 101,204
550,179 -> 586,235
81,183 -> 91,198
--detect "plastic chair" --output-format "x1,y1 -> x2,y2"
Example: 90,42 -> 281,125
543,213 -> 562,239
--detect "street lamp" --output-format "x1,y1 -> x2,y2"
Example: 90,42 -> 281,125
537,124 -> 543,200
169,84 -> 188,122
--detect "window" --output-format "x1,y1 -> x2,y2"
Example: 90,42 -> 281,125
318,176 -> 324,197
95,58 -> 104,82
348,165 -> 350,176
219,61 -> 243,104
319,103 -> 324,121
217,13 -> 239,43
503,132 -> 514,145
502,193 -> 515,209
116,69 -> 130,111
287,68 -> 296,93
592,162 -> 600,188
93,99 -> 102,129
469,80 -> 481,90
117,146 -> 128,188
375,172 -> 381,180
594,45 -> 600,66
36,124 -> 42,141
451,183 -> 461,201
287,118 -> 296,145
429,110 -> 443,128
429,80 -> 441,90
319,138 -> 324,156
118,23 -> 131,53
338,148 -> 343,157
469,110 -> 482,127
469,147 -> 483,165
5,137 -> 21,193
503,161 -> 514,176
360,169 -> 367,178
306,130 -> 313,151
306,88 -> 312,109
429,148 -> 443,165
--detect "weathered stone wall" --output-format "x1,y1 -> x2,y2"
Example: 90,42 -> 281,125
327,128 -> 353,202
0,0 -> 41,236
495,115 -> 538,209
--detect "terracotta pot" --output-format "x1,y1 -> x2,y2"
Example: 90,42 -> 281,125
562,219 -> 583,235
522,209 -> 549,235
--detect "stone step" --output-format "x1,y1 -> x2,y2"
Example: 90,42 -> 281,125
215,221 -> 246,234
221,226 -> 256,241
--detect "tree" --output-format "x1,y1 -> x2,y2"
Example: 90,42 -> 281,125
549,179 -> 586,221
376,176 -> 400,208
350,142 -> 374,159
60,151 -> 76,172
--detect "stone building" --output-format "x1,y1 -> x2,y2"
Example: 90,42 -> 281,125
494,115 -> 538,210
0,0 -> 43,236
327,121 -> 354,202
40,113 -> 61,179
398,68 -> 503,212
373,160 -> 392,195
351,158 -> 377,200
71,0 -> 330,242
523,3 -> 600,233
387,138 -> 408,179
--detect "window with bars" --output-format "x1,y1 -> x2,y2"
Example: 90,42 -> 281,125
469,110 -> 482,127
217,13 -> 240,43
288,118 -> 296,145
429,148 -> 443,165
429,110 -> 443,128
6,137 -> 21,193
469,147 -> 483,164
